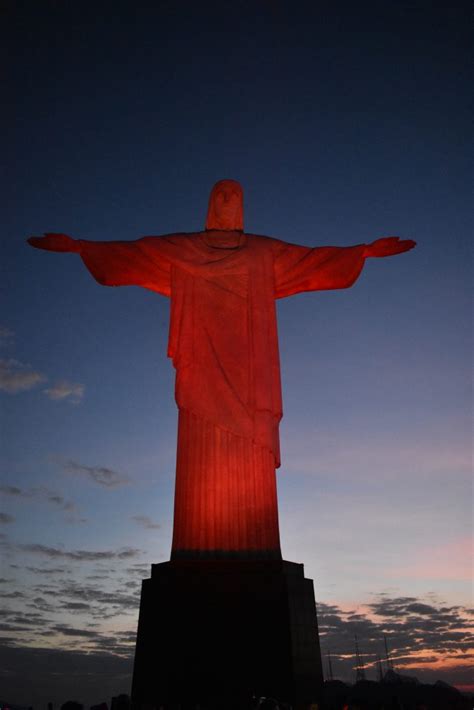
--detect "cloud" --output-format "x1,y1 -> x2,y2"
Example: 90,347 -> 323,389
32,487 -> 76,511
317,595 -> 474,687
404,603 -> 438,615
0,342 -> 83,403
0,513 -> 15,524
0,485 -> 28,497
0,593 -> 472,707
63,459 -> 129,487
26,567 -> 70,575
52,624 -> 100,638
27,596 -> 55,613
0,484 -> 75,512
1,578 -> 471,704
125,563 -> 151,577
131,515 -> 161,530
18,543 -> 141,561
8,613 -> 49,627
60,602 -> 92,611
0,358 -> 46,393
43,380 -> 84,403
47,494 -> 74,510
52,582 -> 140,611
11,580 -> 141,623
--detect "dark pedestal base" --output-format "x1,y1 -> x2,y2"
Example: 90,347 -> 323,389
131,559 -> 323,710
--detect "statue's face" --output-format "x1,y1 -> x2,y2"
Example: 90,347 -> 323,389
212,184 -> 242,230
205,179 -> 244,231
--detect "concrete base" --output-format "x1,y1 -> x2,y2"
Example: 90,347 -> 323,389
131,559 -> 323,709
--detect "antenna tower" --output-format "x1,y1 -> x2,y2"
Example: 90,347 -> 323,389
354,634 -> 366,682
376,653 -> 384,682
326,649 -> 334,681
384,634 -> 395,672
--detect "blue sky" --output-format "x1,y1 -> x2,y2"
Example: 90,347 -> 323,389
1,0 -> 472,705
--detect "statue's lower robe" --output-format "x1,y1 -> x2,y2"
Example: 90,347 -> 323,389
171,410 -> 281,558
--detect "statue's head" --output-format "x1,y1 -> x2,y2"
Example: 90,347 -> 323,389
205,179 -> 244,231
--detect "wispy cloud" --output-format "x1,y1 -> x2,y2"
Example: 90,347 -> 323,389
0,485 -> 75,512
0,330 -> 84,405
6,612 -> 47,627
33,487 -> 75,512
63,459 -> 129,488
43,380 -> 84,404
52,582 -> 140,610
26,567 -> 70,575
59,602 -> 92,612
21,580 -> 141,618
18,543 -> 141,561
0,359 -> 46,394
0,513 -> 15,525
131,515 -> 161,530
52,624 -> 100,638
0,486 -> 28,498
126,563 -> 151,576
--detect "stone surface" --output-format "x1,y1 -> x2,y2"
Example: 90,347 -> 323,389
27,182 -> 415,559
131,559 -> 324,709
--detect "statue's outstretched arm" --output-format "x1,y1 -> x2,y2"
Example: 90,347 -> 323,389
28,233 -> 80,253
28,233 -> 172,296
363,237 -> 416,258
273,237 -> 416,299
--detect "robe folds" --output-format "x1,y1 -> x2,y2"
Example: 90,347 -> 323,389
78,231 -> 366,557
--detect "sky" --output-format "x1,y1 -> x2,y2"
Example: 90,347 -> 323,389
1,0 -> 472,705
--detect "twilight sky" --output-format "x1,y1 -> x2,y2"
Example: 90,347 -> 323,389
1,0 -> 472,705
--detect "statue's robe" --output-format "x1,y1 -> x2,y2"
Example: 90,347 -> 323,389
78,230 -> 366,558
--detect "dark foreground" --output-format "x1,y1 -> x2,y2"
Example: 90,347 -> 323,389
3,680 -> 473,710
323,678 -> 472,709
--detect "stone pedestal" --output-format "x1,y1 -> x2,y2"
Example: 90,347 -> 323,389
131,559 -> 323,709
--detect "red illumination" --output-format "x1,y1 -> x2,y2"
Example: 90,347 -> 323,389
27,181 -> 415,559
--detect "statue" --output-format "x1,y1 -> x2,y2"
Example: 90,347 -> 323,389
28,179 -> 415,561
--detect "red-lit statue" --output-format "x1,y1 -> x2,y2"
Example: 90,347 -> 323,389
28,180 -> 415,560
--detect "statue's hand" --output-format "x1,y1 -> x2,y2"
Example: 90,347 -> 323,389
364,237 -> 416,258
27,233 -> 81,253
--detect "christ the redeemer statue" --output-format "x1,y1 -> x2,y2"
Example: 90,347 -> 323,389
28,180 -> 415,561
